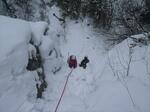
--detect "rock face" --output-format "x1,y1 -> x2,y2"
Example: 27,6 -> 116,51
26,44 -> 47,98
26,46 -> 42,71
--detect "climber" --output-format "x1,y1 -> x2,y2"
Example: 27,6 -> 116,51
67,55 -> 77,69
79,56 -> 89,69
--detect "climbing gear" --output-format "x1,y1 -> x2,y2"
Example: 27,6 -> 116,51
54,69 -> 74,112
79,56 -> 89,69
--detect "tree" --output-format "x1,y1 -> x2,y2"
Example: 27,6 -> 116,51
56,0 -> 113,28
140,0 -> 150,24
118,0 -> 144,35
56,0 -> 81,19
145,0 -> 150,10
1,0 -> 16,17
1,0 -> 10,10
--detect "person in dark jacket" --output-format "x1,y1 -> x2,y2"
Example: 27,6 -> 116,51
79,56 -> 89,69
67,55 -> 77,69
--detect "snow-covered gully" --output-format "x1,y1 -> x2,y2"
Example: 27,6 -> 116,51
0,6 -> 150,112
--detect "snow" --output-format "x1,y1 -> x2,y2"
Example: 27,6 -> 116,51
48,5 -> 66,44
0,15 -> 31,76
39,35 -> 54,59
0,15 -> 58,112
39,34 -> 63,73
0,16 -> 30,60
43,17 -> 150,112
28,44 -> 37,59
0,71 -> 36,112
0,16 -> 37,112
30,21 -> 48,46
0,6 -> 150,112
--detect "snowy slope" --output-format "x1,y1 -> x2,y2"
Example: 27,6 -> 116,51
0,6 -> 150,112
42,17 -> 150,112
0,16 -> 30,74
0,16 -> 36,112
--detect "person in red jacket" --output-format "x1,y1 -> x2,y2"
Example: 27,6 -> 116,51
67,55 -> 77,69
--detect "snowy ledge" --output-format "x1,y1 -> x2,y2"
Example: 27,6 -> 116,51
0,15 -> 49,76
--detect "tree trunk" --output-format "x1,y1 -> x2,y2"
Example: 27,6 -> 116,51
2,0 -> 10,10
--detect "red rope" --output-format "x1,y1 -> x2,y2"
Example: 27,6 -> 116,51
54,69 -> 74,112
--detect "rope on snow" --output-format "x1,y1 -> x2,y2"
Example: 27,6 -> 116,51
54,68 -> 74,112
